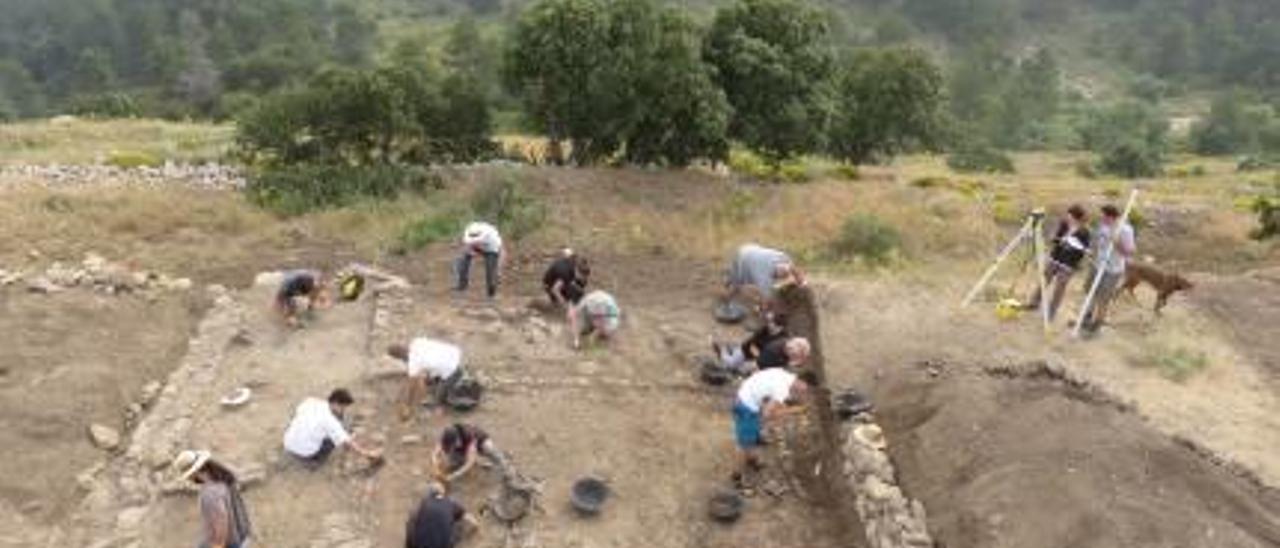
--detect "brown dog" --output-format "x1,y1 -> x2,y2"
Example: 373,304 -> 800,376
1121,262 -> 1193,314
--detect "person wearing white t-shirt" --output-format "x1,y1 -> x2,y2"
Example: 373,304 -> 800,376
282,389 -> 382,466
455,222 -> 504,298
388,338 -> 466,420
731,368 -> 814,484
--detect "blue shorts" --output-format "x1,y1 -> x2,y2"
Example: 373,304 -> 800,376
733,401 -> 762,448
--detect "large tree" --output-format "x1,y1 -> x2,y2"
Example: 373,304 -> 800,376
828,47 -> 944,164
704,0 -> 834,163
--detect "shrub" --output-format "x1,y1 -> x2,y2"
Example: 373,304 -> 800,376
1097,141 -> 1163,178
106,150 -> 162,169
1074,159 -> 1098,179
469,173 -> 547,240
726,149 -> 812,182
831,163 -> 860,181
1237,155 -> 1274,172
776,161 -> 812,183
990,195 -> 1024,225
247,164 -> 442,215
829,213 -> 901,265
395,208 -> 467,253
1138,345 -> 1208,383
1252,196 -> 1280,240
947,145 -> 1016,174
69,93 -> 140,118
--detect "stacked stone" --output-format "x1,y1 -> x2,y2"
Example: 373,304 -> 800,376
841,418 -> 934,548
18,252 -> 192,295
0,162 -> 245,189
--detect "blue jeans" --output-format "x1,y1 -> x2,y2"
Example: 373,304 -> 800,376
456,252 -> 499,297
732,401 -> 762,448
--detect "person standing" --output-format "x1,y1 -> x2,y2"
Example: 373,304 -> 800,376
455,222 -> 503,298
1084,204 -> 1136,333
569,290 -> 621,349
172,450 -> 253,548
543,249 -> 591,307
282,389 -> 383,465
1025,204 -> 1091,321
731,368 -> 814,485
405,482 -> 479,548
388,338 -> 467,420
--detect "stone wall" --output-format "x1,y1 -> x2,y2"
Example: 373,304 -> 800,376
0,163 -> 244,189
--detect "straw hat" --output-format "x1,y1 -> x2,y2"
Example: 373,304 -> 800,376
172,449 -> 212,481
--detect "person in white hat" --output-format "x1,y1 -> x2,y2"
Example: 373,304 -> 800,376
455,221 -> 504,298
172,450 -> 253,548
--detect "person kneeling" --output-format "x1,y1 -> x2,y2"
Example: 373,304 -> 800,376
405,481 -> 479,548
431,423 -> 509,484
282,389 -> 382,466
274,269 -> 331,328
388,337 -> 467,420
569,290 -> 621,350
712,313 -> 789,375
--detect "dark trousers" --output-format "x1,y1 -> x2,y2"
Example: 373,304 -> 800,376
545,282 -> 585,306
456,252 -> 499,297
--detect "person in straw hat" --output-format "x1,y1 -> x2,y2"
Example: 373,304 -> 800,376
172,450 -> 254,548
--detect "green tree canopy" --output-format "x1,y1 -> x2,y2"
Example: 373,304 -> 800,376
828,47 -> 945,164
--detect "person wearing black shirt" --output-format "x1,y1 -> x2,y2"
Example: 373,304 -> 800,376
431,423 -> 509,482
543,250 -> 590,307
275,270 -> 330,327
1026,204 -> 1091,321
712,313 -> 788,375
405,483 -> 477,548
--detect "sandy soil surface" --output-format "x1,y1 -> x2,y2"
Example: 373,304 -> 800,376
0,289 -> 195,524
875,363 -> 1280,548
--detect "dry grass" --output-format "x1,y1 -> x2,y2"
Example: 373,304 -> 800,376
0,118 -> 233,165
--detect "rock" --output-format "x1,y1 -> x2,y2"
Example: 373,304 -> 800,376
116,506 -> 148,532
124,402 -> 144,422
76,463 -> 105,491
254,271 -> 284,287
238,463 -> 267,490
165,277 -> 193,291
88,423 -> 121,451
26,276 -> 61,294
139,381 -> 163,406
400,434 -> 424,446
0,269 -> 22,286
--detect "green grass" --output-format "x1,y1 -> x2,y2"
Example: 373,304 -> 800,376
1136,344 -> 1210,383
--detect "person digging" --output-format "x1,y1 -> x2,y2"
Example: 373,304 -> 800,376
405,481 -> 481,548
710,313 -> 791,376
569,290 -> 621,350
388,337 -> 467,420
731,368 -> 816,488
431,422 -> 511,485
282,388 -> 383,467
455,221 -> 504,299
723,244 -> 799,313
543,248 -> 591,308
172,450 -> 254,548
274,269 -> 332,328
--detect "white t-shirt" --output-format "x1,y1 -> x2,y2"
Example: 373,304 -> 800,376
282,397 -> 352,457
736,368 -> 797,413
406,337 -> 462,379
462,222 -> 503,254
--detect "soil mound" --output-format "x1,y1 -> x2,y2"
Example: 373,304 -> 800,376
876,364 -> 1280,548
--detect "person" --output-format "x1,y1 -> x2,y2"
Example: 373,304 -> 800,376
724,244 -> 795,309
431,423 -> 510,483
1083,204 -> 1136,333
172,450 -> 253,548
1025,205 -> 1091,321
388,337 -> 466,420
711,313 -> 790,375
543,249 -> 590,307
275,269 -> 331,327
569,290 -> 621,349
732,368 -> 815,484
283,389 -> 382,465
752,336 -> 811,371
405,482 -> 479,548
455,222 -> 504,298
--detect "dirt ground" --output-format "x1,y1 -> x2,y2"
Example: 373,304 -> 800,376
3,159 -> 1280,547
875,363 -> 1280,548
0,289 -> 195,524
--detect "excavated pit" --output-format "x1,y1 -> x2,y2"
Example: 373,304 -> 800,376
873,360 -> 1280,548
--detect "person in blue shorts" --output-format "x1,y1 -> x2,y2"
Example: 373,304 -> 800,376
731,368 -> 814,485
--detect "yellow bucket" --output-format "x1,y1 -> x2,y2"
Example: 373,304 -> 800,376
995,298 -> 1022,321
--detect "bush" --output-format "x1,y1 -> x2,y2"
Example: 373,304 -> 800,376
69,93 -> 140,118
726,149 -> 812,182
469,173 -> 547,240
1237,155 -> 1275,172
947,146 -> 1016,174
831,163 -> 860,181
247,164 -> 442,215
106,150 -> 162,169
395,208 -> 468,253
829,213 -> 901,265
1097,141 -> 1163,178
1138,344 -> 1208,383
1252,196 -> 1280,240
1074,159 -> 1098,179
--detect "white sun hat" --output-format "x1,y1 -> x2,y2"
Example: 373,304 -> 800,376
172,449 -> 212,481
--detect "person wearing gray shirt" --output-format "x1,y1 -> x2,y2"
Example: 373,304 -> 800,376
1083,204 -> 1136,333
